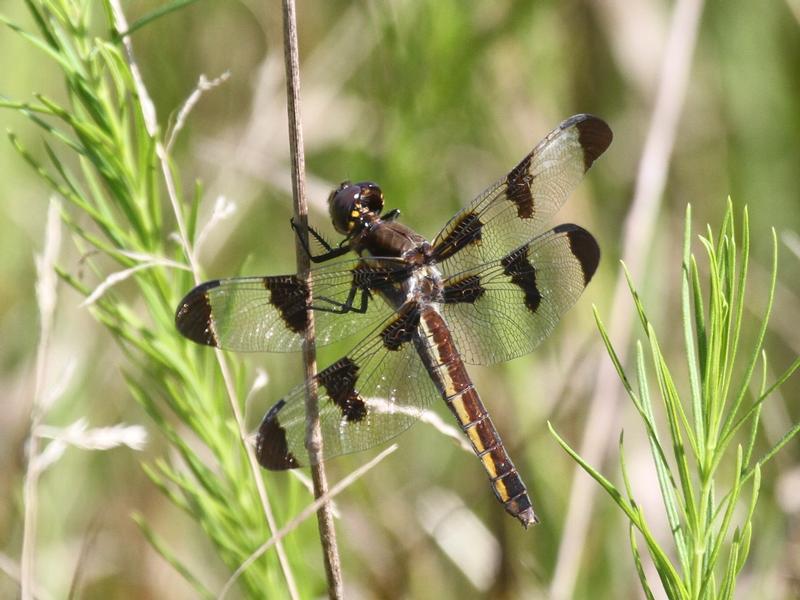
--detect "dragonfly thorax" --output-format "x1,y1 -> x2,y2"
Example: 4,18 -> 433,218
404,263 -> 444,305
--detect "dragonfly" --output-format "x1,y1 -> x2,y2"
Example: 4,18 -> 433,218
175,114 -> 612,528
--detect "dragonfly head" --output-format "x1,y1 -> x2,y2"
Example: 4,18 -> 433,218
328,181 -> 384,235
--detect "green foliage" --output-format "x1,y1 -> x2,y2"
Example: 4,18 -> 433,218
3,0 -> 799,597
550,202 -> 800,599
2,1 -> 304,596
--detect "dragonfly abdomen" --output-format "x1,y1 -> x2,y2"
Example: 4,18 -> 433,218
417,307 -> 538,528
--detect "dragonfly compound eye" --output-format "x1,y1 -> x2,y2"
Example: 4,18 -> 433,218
328,181 -> 384,234
328,181 -> 362,234
358,181 -> 384,215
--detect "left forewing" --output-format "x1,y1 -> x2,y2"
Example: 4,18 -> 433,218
174,257 -> 410,352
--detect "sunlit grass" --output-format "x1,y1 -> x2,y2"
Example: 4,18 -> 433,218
2,0 -> 799,598
3,1 -> 305,596
551,203 -> 800,599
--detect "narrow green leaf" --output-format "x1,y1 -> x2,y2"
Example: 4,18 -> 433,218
742,352 -> 767,467
0,96 -> 55,114
721,353 -> 800,455
14,101 -> 87,155
619,431 -> 635,503
547,422 -> 635,520
133,514 -> 215,599
647,327 -> 697,526
723,228 -> 778,439
636,344 -> 690,573
735,521 -> 752,576
0,14 -> 76,73
119,0 -> 204,37
744,417 -> 799,481
718,531 -> 740,600
736,465 -> 761,575
701,445 -> 744,597
682,204 -> 705,451
593,306 -> 638,402
22,0 -> 60,48
720,202 -> 748,406
634,509 -> 689,598
623,263 -> 650,334
690,254 -> 707,374
629,524 -> 656,600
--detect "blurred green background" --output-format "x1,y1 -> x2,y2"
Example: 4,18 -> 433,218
1,0 -> 798,598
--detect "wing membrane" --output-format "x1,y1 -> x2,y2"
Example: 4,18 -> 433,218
440,224 -> 599,365
175,257 -> 411,352
256,305 -> 439,468
432,114 -> 611,275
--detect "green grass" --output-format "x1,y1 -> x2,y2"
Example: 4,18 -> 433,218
2,0 -> 799,598
551,203 -> 799,599
3,1 -> 303,597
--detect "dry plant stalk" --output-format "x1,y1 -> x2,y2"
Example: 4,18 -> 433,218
280,0 -> 344,597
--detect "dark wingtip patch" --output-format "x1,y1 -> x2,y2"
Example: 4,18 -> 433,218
571,114 -> 613,170
256,400 -> 301,470
175,280 -> 221,346
555,224 -> 600,284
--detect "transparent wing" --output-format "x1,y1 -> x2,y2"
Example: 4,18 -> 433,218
431,114 -> 611,276
175,257 -> 411,352
256,304 -> 440,469
440,224 -> 599,365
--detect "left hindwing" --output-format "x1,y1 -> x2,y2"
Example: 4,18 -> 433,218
256,301 -> 440,469
440,224 -> 600,365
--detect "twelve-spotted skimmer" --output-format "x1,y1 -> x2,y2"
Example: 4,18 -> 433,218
175,114 -> 612,528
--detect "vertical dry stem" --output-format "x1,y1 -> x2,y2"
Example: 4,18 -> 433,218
280,0 -> 344,598
21,200 -> 61,600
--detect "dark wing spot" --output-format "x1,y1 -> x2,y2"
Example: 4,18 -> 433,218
433,212 -> 484,262
318,357 -> 367,422
175,279 -> 221,346
443,275 -> 485,304
256,399 -> 302,470
553,224 -> 601,284
264,276 -> 309,334
501,245 -> 541,313
380,303 -> 421,350
505,154 -> 535,219
571,115 -> 613,170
